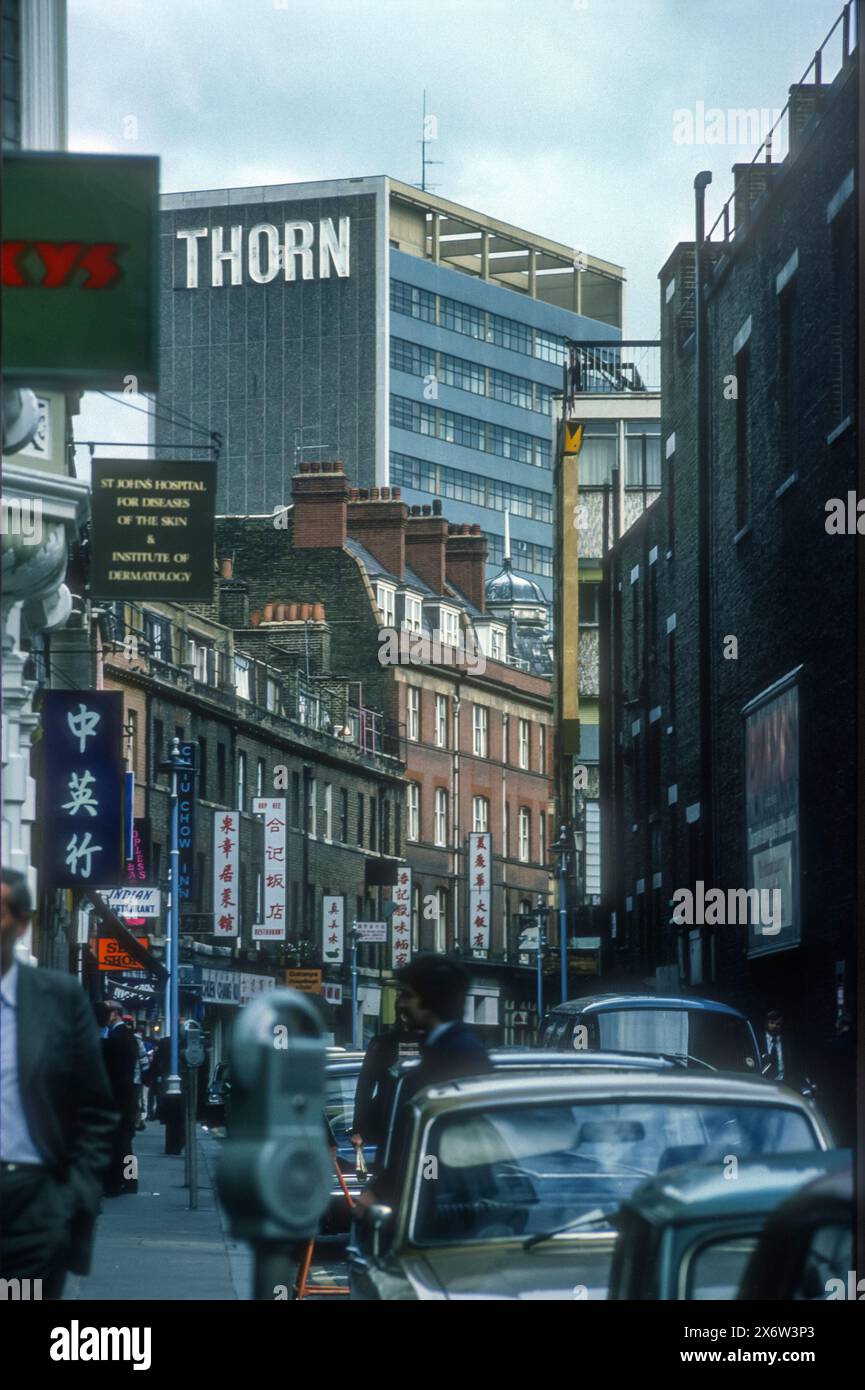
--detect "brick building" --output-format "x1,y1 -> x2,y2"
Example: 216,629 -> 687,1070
215,460 -> 556,1040
599,18 -> 858,1062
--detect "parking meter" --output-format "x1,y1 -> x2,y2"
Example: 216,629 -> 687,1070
182,1019 -> 206,1068
217,990 -> 331,1296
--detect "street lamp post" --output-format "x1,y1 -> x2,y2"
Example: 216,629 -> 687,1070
158,737 -> 195,1155
350,920 -> 360,1049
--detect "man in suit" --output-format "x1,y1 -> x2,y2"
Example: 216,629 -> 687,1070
0,868 -> 118,1298
356,955 -> 491,1211
350,1003 -> 422,1153
101,1004 -> 140,1195
761,1008 -> 802,1090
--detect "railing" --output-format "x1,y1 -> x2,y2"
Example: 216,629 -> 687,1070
568,341 -> 661,398
706,2 -> 857,245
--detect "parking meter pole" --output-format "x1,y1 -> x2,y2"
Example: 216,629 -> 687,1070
187,1071 -> 199,1210
217,990 -> 331,1302
351,922 -> 359,1050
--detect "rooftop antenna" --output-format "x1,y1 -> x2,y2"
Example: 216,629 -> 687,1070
416,89 -> 443,193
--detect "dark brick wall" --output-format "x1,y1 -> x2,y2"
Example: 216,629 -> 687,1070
602,56 -> 858,1052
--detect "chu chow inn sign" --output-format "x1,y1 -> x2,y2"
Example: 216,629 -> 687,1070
175,217 -> 351,288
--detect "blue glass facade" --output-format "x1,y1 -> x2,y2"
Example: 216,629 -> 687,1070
386,249 -> 620,595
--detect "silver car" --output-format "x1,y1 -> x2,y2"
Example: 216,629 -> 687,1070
349,1070 -> 832,1301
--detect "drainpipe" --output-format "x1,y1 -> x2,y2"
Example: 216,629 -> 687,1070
694,172 -> 714,890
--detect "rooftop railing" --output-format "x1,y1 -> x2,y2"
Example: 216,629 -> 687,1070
567,341 -> 661,399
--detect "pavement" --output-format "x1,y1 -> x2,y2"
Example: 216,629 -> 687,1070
68,1123 -> 253,1301
67,1123 -> 349,1302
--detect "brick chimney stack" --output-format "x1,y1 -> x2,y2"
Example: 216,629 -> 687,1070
446,524 -> 488,612
405,501 -> 448,594
291,460 -> 348,549
346,486 -> 408,579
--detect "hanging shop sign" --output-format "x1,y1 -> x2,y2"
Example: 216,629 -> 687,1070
42,691 -> 124,887
251,798 -> 287,940
468,832 -> 492,956
212,811 -> 240,938
391,866 -> 412,969
322,895 -> 344,965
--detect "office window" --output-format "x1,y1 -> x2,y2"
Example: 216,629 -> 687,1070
488,312 -> 532,356
518,807 -> 531,863
440,295 -> 485,340
534,330 -> 567,365
472,796 -> 489,833
217,743 -> 227,801
473,705 -> 488,758
435,694 -> 448,749
625,420 -> 663,489
234,655 -> 251,701
340,788 -> 349,842
439,351 -> 485,395
434,788 -> 448,847
735,344 -> 750,531
407,686 -> 420,741
406,783 -> 420,842
489,366 -> 532,410
357,793 -> 365,847
237,751 -> 247,812
440,609 -> 459,648
518,719 -> 530,769
307,777 -> 317,838
390,279 -> 436,323
435,888 -> 448,952
256,757 -> 266,798
578,421 -> 618,486
390,337 -> 436,378
390,395 -> 437,437
580,582 -> 601,625
324,783 -> 333,841
439,406 -> 484,452
376,583 -> 395,627
403,595 -> 423,633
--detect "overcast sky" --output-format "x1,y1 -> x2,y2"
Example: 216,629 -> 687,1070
68,0 -> 843,463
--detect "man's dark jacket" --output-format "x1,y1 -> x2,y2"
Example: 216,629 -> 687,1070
103,1021 -> 139,1123
14,965 -> 118,1274
352,1027 -> 422,1148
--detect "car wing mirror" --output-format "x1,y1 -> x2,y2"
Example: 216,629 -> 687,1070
368,1203 -> 394,1258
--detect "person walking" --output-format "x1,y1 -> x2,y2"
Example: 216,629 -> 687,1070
350,1004 -> 423,1154
126,1018 -> 149,1131
0,868 -> 117,1299
101,1005 -> 140,1196
761,1009 -> 802,1090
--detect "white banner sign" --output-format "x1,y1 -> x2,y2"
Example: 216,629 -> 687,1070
468,831 -> 492,955
391,866 -> 412,969
355,920 -> 387,943
251,797 -> 287,940
322,895 -> 344,964
201,968 -> 241,1006
103,887 -> 161,918
213,810 -> 240,937
239,973 -> 278,1007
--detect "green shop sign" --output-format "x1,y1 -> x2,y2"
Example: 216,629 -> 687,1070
2,152 -> 159,390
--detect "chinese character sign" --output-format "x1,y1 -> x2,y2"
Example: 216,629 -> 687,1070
468,832 -> 492,955
391,866 -> 412,969
213,809 -> 239,937
42,691 -> 124,887
322,895 -> 344,964
251,797 -> 286,941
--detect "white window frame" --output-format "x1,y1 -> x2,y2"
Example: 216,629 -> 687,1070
490,627 -> 506,662
307,777 -> 317,839
472,795 -> 489,833
518,807 -> 531,863
403,594 -> 423,633
440,607 -> 459,648
435,694 -> 448,748
237,751 -> 247,812
434,788 -> 448,847
406,782 -> 420,841
266,676 -> 279,712
435,888 -> 447,952
376,583 -> 396,627
324,783 -> 333,842
473,704 -> 488,758
518,718 -> 530,769
406,685 -> 420,741
234,654 -> 251,701
539,724 -> 546,775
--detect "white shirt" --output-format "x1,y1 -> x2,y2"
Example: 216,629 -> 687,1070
0,962 -> 44,1164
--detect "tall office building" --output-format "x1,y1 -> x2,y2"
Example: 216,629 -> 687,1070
157,176 -> 625,594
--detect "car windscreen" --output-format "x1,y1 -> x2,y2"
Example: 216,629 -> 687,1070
411,1100 -> 817,1246
595,1008 -> 757,1071
325,1072 -> 359,1144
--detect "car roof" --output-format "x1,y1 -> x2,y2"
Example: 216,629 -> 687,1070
411,1069 -> 812,1112
618,1151 -> 849,1226
547,994 -> 749,1019
765,1152 -> 854,1216
487,1049 -> 679,1070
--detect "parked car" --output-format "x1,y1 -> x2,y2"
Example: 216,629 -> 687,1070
737,1157 -> 854,1300
540,994 -> 762,1073
607,1150 -> 848,1301
349,1070 -> 832,1301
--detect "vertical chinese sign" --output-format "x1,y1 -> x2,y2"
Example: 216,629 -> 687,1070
177,742 -> 196,910
251,798 -> 286,940
42,691 -> 124,886
213,810 -> 239,937
468,832 -> 492,956
391,866 -> 412,968
322,895 -> 344,965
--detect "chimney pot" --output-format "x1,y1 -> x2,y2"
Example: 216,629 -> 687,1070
220,556 -> 233,579
381,487 -> 390,500
393,487 -> 401,500
251,610 -> 261,627
471,524 -> 481,535
263,603 -> 275,621
432,499 -> 442,516
422,505 -> 431,517
312,602 -> 325,622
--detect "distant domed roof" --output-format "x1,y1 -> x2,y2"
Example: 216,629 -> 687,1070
485,560 -> 547,608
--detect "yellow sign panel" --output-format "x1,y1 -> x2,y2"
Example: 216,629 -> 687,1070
286,969 -> 322,993
564,422 -> 584,455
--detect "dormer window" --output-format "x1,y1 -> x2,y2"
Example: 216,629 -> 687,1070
376,584 -> 396,627
402,593 -> 423,633
440,607 -> 459,648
